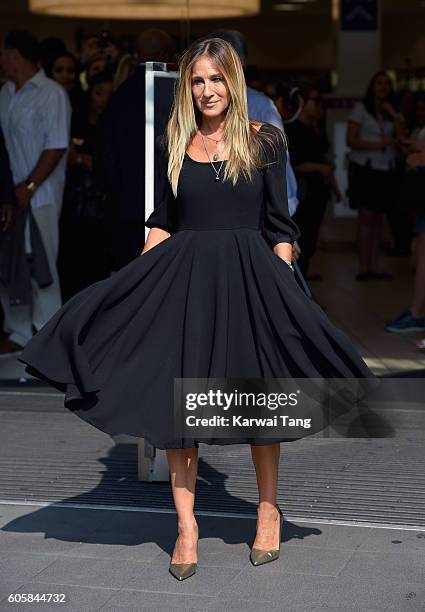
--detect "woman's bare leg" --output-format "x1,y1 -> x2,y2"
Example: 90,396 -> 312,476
166,448 -> 199,563
250,443 -> 281,550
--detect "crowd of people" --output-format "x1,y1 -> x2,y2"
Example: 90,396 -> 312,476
0,27 -> 424,359
344,71 -> 425,344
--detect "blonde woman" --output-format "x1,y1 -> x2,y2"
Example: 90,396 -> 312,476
19,37 -> 376,581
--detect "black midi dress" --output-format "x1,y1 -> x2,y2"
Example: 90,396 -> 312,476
19,123 -> 377,449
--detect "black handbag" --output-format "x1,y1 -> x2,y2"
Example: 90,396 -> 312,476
401,168 -> 425,213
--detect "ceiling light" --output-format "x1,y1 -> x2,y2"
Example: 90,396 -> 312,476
273,3 -> 304,11
29,0 -> 260,19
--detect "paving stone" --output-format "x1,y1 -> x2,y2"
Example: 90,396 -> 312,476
1,506 -> 102,541
219,570 -> 333,607
60,540 -> 165,563
124,561 -> 241,597
85,511 -> 178,546
0,553 -> 58,584
0,505 -> 43,529
29,556 -> 150,589
339,550 -> 425,584
317,576 -> 425,611
241,545 -> 355,577
315,606 -> 379,612
0,581 -> 26,606
195,515 -> 255,542
282,521 -> 371,551
101,589 -> 213,611
194,538 -> 250,569
209,593 -> 315,611
0,531 -> 87,555
356,527 -> 425,553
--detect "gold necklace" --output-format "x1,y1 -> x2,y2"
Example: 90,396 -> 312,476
199,129 -> 224,161
200,132 -> 225,181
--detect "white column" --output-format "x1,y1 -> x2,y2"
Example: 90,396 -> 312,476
335,0 -> 382,97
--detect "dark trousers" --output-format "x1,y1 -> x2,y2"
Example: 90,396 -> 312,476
293,195 -> 328,276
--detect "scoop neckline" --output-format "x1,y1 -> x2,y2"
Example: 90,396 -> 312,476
185,123 -> 266,164
185,154 -> 228,164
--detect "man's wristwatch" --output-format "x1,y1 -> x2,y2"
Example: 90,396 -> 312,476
25,179 -> 38,194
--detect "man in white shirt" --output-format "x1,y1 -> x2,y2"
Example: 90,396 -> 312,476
0,30 -> 71,356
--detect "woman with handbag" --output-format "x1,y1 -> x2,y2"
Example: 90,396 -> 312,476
347,71 -> 405,281
19,37 -> 377,581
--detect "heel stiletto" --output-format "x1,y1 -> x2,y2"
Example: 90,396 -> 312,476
250,504 -> 283,567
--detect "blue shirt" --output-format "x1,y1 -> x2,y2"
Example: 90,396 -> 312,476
0,69 -> 71,211
247,86 -> 299,216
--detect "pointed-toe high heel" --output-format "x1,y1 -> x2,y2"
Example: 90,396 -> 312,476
250,504 -> 283,567
169,532 -> 198,581
169,561 -> 197,581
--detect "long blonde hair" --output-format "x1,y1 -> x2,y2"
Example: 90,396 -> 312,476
166,37 -> 285,196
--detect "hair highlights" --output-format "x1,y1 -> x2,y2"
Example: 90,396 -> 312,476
166,37 -> 285,196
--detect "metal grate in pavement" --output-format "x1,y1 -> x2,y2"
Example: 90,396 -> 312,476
1,389 -> 425,527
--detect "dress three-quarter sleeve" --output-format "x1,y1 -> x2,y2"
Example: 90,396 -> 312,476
261,124 -> 301,248
145,136 -> 178,234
